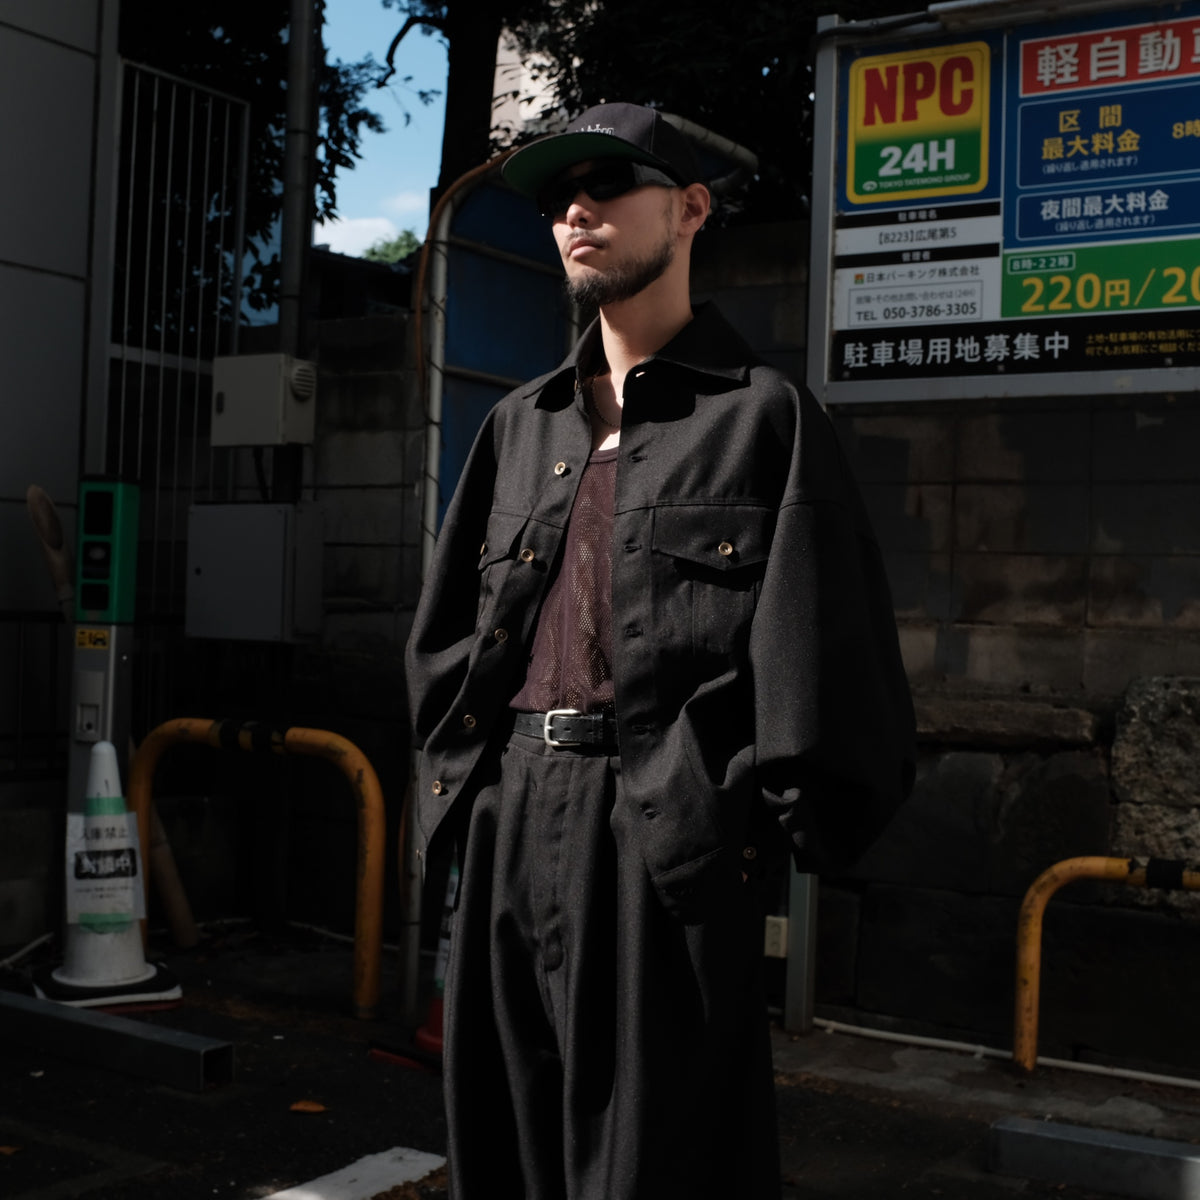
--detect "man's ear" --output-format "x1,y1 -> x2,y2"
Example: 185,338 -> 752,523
678,182 -> 711,235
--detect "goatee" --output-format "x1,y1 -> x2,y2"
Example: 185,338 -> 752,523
565,232 -> 676,308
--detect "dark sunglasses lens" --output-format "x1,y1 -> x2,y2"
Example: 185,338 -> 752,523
582,164 -> 637,200
538,163 -> 637,217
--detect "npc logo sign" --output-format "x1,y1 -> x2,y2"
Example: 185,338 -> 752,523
847,42 -> 991,203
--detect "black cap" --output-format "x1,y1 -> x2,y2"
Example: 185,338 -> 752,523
502,102 -> 702,198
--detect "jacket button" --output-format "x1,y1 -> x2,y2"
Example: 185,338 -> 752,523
493,628 -> 509,642
431,780 -> 445,796
519,548 -> 536,563
742,845 -> 758,861
718,541 -> 734,557
479,542 -> 487,556
462,714 -> 477,729
554,461 -> 568,476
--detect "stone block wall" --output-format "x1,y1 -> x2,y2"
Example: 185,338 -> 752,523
832,397 -> 1200,699
144,307 -> 424,939
303,310 -> 424,722
813,682 -> 1200,1073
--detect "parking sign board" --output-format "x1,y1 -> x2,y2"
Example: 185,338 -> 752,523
809,0 -> 1200,401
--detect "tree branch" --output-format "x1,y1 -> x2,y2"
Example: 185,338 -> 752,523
379,13 -> 447,87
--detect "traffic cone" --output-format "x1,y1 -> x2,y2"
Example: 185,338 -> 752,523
413,860 -> 458,1056
34,741 -> 181,1009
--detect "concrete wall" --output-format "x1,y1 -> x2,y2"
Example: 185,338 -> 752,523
141,301 -> 426,933
314,310 -> 424,676
693,218 -> 1200,1074
0,0 -> 117,945
0,0 -> 115,606
699,219 -> 1200,704
835,398 -> 1200,700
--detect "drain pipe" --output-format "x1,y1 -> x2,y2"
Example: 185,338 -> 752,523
811,1018 -> 1200,1093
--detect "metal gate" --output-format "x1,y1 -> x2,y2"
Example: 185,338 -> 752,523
107,61 -> 251,729
0,63 -> 251,783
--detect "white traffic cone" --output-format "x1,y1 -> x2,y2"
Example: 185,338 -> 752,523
34,741 -> 181,1008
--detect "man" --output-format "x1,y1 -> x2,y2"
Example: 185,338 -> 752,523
406,102 -> 916,1199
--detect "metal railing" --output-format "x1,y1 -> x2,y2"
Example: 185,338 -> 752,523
1013,855 -> 1200,1073
129,718 -> 387,1020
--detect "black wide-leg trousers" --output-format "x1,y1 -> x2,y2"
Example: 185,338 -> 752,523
442,730 -> 781,1200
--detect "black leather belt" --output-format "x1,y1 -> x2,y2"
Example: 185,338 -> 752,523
512,709 -> 620,750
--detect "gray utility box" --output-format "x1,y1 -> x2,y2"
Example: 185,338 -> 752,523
185,504 -> 322,642
210,353 -> 317,445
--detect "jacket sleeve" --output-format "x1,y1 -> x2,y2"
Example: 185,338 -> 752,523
749,394 -> 916,875
405,410 -> 500,748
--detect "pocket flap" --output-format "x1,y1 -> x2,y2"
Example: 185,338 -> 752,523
477,509 -> 528,570
651,504 -> 774,570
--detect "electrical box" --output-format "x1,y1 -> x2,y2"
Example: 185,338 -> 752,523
185,503 -> 323,642
75,480 -> 139,624
210,353 -> 318,446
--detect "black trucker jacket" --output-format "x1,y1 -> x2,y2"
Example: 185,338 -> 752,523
405,303 -> 916,921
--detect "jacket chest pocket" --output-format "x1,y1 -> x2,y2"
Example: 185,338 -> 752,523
476,510 -> 529,624
651,504 -> 773,657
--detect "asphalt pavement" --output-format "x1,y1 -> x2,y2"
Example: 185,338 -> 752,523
2,923 -> 1198,1200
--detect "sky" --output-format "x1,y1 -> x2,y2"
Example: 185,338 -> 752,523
316,1 -> 450,257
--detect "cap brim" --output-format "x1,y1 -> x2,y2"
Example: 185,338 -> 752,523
501,132 -> 678,197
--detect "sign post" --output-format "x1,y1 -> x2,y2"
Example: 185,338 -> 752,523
69,479 -> 138,807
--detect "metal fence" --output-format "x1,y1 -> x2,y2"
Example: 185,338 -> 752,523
107,61 -> 252,732
2,61 -> 253,783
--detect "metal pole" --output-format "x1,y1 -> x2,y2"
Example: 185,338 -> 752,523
420,193 -> 454,579
279,0 -> 316,358
784,868 -> 819,1034
273,0 -> 317,504
806,15 -> 840,410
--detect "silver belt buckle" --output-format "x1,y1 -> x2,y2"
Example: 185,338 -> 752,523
543,707 -> 583,748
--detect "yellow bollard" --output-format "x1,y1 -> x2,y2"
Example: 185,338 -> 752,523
1013,855 -> 1200,1073
129,718 -> 386,1020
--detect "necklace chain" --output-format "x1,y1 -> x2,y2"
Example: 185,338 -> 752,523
581,374 -> 621,429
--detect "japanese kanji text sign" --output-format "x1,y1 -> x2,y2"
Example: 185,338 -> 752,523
811,2 -> 1200,399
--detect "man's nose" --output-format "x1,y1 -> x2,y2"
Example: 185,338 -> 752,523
565,193 -> 592,224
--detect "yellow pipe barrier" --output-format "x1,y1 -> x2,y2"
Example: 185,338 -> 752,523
129,718 -> 386,1020
1014,855 -> 1200,1073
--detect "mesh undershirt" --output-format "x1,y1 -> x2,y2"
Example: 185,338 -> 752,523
510,447 -> 617,714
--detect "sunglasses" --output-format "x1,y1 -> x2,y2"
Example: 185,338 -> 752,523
536,161 -> 680,219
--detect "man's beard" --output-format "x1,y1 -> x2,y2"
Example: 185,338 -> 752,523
565,230 -> 675,308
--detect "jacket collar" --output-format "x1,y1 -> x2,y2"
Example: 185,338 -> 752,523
517,302 -> 753,402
